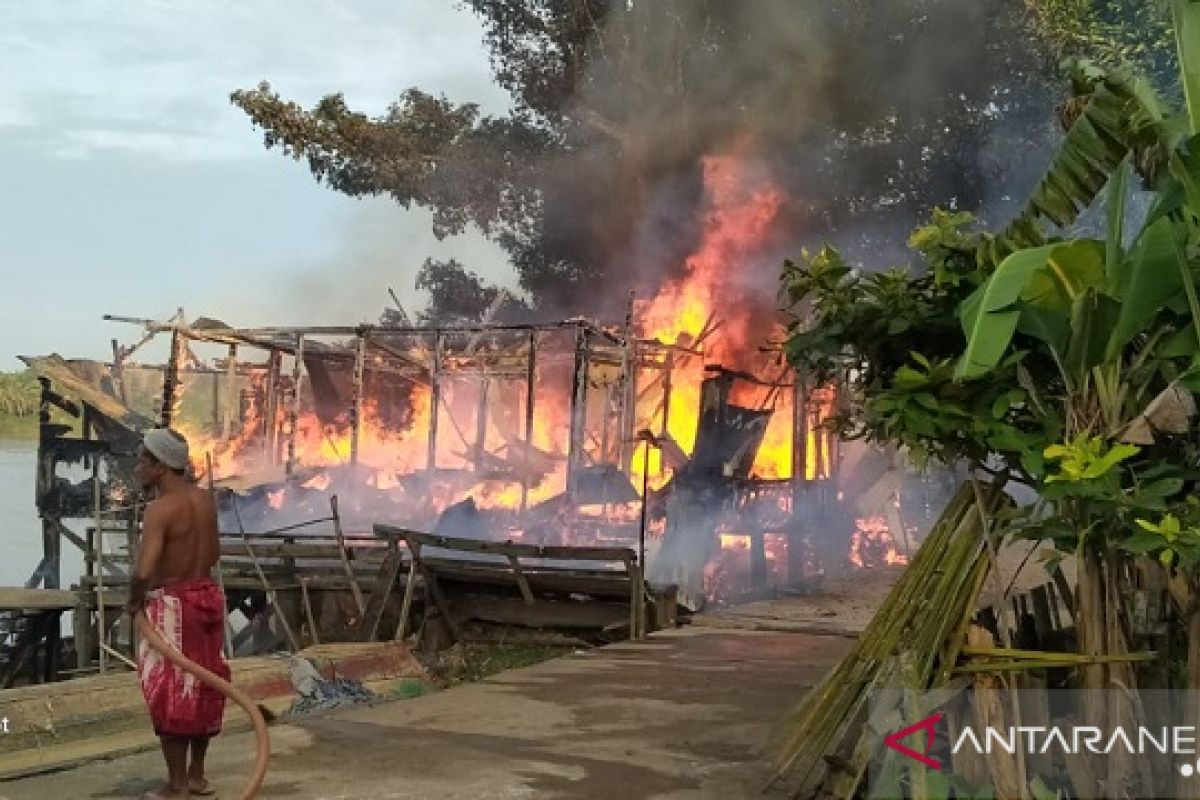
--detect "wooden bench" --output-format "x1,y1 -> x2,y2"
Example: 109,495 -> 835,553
373,525 -> 647,642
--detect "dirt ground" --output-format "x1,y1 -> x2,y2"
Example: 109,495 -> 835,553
0,627 -> 852,800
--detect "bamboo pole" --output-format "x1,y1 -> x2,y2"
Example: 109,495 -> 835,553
773,484 -> 988,797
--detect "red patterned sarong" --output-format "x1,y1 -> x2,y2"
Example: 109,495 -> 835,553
137,578 -> 230,738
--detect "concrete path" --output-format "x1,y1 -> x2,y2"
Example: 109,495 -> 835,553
0,628 -> 850,800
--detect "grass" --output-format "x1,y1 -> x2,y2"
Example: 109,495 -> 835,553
435,642 -> 577,686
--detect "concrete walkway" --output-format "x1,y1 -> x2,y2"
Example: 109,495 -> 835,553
0,628 -> 850,799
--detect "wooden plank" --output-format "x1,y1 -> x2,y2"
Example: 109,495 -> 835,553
420,559 -> 631,598
374,525 -> 635,563
448,593 -> 628,629
0,589 -> 76,612
361,543 -> 405,642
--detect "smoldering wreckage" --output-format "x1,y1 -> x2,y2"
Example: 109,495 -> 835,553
1,158 -> 953,693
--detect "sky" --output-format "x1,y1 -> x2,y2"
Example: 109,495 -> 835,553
0,0 -> 514,369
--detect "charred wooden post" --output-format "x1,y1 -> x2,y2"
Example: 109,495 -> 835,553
474,377 -> 490,473
427,332 -> 443,472
222,344 -> 238,441
263,349 -> 281,462
750,530 -> 768,588
109,339 -> 127,405
520,330 -> 537,512
36,377 -> 61,591
160,328 -> 183,427
616,295 -> 636,471
789,373 -> 808,584
350,331 -> 366,467
661,351 -> 674,440
285,334 -> 304,478
600,383 -> 619,465
93,458 -> 106,672
567,325 -> 588,495
210,367 -> 220,431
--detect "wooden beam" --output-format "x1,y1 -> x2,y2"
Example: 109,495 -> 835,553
374,525 -> 635,564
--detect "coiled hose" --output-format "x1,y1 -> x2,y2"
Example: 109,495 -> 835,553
136,611 -> 271,799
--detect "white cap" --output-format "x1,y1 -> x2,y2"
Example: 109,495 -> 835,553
143,427 -> 190,470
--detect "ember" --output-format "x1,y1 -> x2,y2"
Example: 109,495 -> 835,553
848,516 -> 910,569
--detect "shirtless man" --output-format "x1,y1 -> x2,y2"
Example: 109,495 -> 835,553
131,428 -> 230,800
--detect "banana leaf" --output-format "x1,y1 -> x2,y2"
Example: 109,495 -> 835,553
989,72 -> 1172,266
1065,288 -> 1121,379
958,241 -> 1105,380
1106,216 -> 1183,358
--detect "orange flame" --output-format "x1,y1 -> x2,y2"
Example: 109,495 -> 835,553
849,516 -> 909,569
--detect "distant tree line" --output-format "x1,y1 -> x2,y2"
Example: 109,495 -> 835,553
0,370 -> 40,418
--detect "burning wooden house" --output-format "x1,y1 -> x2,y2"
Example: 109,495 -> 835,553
6,305 -> 946,682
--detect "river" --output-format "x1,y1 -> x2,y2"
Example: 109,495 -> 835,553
0,441 -> 83,589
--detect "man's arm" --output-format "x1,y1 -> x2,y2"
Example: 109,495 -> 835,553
130,502 -> 166,612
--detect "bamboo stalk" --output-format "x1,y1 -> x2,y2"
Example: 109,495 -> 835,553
959,645 -> 1157,662
774,483 -> 986,795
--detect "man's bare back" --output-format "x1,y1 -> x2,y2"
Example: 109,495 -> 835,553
142,486 -> 220,587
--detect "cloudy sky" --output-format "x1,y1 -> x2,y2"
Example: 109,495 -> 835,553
0,1 -> 513,368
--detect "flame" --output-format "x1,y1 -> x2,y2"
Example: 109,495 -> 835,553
152,150 -> 867,605
632,153 -> 787,491
849,516 -> 909,569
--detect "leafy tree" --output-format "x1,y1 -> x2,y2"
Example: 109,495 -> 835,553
413,258 -> 528,323
782,4 -> 1200,793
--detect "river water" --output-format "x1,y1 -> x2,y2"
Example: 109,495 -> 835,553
0,441 -> 83,588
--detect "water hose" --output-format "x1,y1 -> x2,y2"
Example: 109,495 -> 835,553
137,611 -> 271,799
